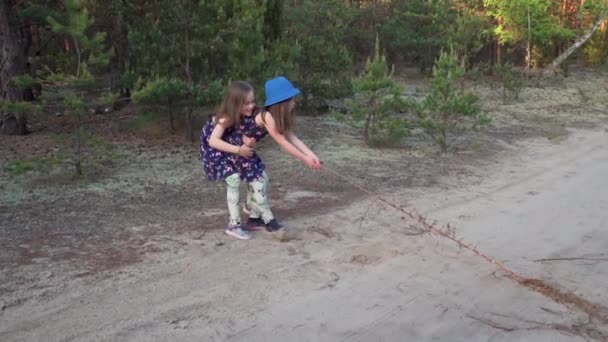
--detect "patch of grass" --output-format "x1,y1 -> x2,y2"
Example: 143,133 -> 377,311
4,160 -> 36,176
4,156 -> 61,176
576,87 -> 591,103
492,63 -> 526,104
545,126 -> 569,142
126,111 -> 164,130
4,132 -> 127,180
469,141 -> 482,152
367,127 -> 410,148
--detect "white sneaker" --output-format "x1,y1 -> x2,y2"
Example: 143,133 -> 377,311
225,225 -> 253,240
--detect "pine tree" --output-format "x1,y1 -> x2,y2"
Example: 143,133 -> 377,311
414,50 -> 488,152
339,35 -> 409,146
40,0 -> 113,176
131,77 -> 190,134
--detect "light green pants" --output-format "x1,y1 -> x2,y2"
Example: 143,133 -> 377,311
246,171 -> 274,224
225,171 -> 274,226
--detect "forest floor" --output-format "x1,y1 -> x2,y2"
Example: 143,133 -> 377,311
1,68 -> 608,341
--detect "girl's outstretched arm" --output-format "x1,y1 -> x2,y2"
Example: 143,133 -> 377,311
208,120 -> 253,158
286,131 -> 321,168
259,113 -> 319,169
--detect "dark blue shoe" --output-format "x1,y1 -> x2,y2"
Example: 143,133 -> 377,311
265,219 -> 284,232
246,217 -> 265,231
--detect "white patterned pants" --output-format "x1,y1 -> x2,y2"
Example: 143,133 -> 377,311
225,171 -> 274,226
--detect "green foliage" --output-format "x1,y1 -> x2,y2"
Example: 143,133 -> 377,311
484,0 -> 573,44
39,0 -> 112,89
45,3 -> 112,78
381,0 -> 459,73
223,2 -> 269,83
53,129 -> 123,169
192,80 -> 225,107
295,40 -> 352,110
13,75 -> 38,90
0,100 -> 42,114
79,130 -> 124,164
338,36 -> 409,146
132,78 -> 190,105
132,77 -> 191,132
413,50 -> 488,152
263,0 -> 283,43
124,0 -> 305,117
583,25 -> 608,65
128,0 -> 270,83
131,77 -> 225,136
379,0 -> 490,73
63,93 -> 85,111
97,92 -> 120,108
483,0 -> 575,65
29,0 -> 115,176
5,159 -> 37,176
581,0 -> 608,14
449,10 -> 491,68
283,0 -> 354,110
18,4 -> 56,20
4,157 -> 61,177
492,63 -> 526,103
6,0 -> 608,145
126,111 -> 165,130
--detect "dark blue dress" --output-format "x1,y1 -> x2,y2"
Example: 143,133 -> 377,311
199,116 -> 238,181
227,110 -> 269,182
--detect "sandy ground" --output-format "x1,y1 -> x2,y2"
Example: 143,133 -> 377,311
1,129 -> 607,342
1,70 -> 608,341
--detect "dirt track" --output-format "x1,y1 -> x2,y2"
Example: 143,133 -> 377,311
1,71 -> 608,341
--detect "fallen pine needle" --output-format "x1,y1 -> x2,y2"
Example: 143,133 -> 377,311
533,257 -> 608,263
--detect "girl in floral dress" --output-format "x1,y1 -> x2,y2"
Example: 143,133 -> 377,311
200,81 -> 257,240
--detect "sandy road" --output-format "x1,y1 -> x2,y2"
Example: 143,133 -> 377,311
1,128 -> 607,341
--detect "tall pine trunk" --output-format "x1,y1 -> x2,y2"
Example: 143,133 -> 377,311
111,12 -> 130,111
0,0 -> 28,135
526,6 -> 532,78
185,0 -> 195,142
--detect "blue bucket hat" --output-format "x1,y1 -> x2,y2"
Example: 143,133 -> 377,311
264,76 -> 301,107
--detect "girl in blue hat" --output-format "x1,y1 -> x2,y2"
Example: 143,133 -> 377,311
200,80 -> 258,240
226,76 -> 322,232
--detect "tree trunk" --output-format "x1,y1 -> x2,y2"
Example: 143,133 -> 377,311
263,0 -> 283,45
526,6 -> 532,78
496,41 -> 502,65
560,0 -> 568,55
495,17 -> 503,65
542,15 -> 607,76
185,1 -> 195,142
364,97 -> 375,145
111,11 -> 131,111
0,0 -> 28,135
75,111 -> 82,176
168,101 -> 174,133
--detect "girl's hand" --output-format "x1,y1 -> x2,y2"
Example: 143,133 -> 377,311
304,156 -> 321,170
309,154 -> 321,169
238,145 -> 254,158
243,135 -> 256,148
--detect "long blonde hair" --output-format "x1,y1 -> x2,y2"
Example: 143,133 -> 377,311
264,98 -> 295,134
215,81 -> 254,127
